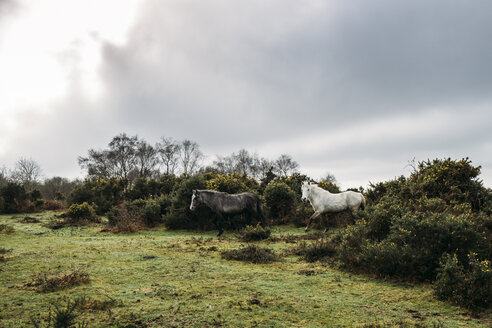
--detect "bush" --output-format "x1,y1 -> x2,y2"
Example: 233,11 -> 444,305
143,200 -> 162,227
0,182 -> 28,213
68,178 -> 126,215
264,182 -> 296,223
65,202 -> 97,222
433,253 -> 492,310
221,245 -> 277,263
206,173 -> 259,194
163,174 -> 215,231
106,205 -> 144,233
42,200 -> 66,211
237,224 -> 271,242
294,239 -> 337,262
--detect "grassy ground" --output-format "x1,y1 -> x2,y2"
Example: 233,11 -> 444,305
0,212 -> 490,327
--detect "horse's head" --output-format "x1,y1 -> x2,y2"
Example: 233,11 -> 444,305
189,190 -> 202,211
301,182 -> 311,201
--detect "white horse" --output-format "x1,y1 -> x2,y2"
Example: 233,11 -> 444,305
301,182 -> 365,232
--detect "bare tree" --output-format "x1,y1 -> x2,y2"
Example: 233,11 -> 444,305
156,137 -> 181,175
135,140 -> 159,178
79,133 -> 141,183
12,157 -> 42,191
180,139 -> 203,174
274,154 -> 299,177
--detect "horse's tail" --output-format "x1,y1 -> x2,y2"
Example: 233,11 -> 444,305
360,194 -> 366,211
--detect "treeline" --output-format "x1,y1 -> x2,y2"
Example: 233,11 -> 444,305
0,133 -> 305,214
78,133 -> 300,183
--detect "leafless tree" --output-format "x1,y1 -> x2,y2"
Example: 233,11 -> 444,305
12,157 -> 42,191
135,140 -> 159,178
180,139 -> 203,174
156,137 -> 181,175
274,154 -> 299,177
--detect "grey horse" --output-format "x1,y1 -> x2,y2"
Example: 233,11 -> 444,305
189,189 -> 266,236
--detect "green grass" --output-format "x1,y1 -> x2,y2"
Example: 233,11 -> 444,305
0,212 -> 490,327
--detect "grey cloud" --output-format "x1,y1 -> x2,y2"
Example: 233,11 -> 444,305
3,0 -> 492,187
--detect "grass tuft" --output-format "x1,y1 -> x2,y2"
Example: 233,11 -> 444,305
221,245 -> 277,264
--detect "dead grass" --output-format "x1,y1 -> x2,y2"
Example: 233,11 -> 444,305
220,245 -> 278,264
26,270 -> 90,292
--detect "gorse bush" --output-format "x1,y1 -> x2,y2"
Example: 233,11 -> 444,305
68,178 -> 126,215
66,202 -> 97,221
206,173 -> 259,194
433,253 -> 492,310
331,158 -> 492,309
264,182 -> 296,222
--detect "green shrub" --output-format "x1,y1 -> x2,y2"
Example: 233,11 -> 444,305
433,253 -> 492,310
237,224 -> 271,242
163,175 -> 216,231
318,181 -> 341,193
0,182 -> 28,213
68,178 -> 126,215
143,200 -> 162,227
66,202 -> 97,221
206,173 -> 258,194
264,182 -> 296,223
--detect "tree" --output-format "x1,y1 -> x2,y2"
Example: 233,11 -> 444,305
79,133 -> 152,184
180,139 -> 203,174
320,172 -> 337,185
156,137 -> 181,175
40,176 -> 78,200
12,157 -> 42,191
274,154 -> 299,177
135,140 -> 159,179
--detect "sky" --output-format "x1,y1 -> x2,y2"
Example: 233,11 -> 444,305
1,0 -> 491,189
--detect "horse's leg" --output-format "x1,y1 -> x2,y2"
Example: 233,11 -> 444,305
214,213 -> 224,237
305,211 -> 322,232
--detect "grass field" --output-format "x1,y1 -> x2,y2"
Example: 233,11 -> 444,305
0,212 -> 490,327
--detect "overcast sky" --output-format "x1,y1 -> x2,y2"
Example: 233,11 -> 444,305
1,0 -> 491,189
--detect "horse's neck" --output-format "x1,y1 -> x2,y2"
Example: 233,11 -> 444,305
309,187 -> 333,205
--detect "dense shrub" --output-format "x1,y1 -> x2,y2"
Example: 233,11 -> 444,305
264,182 -> 296,222
163,174 -> 212,230
143,200 -> 162,227
330,158 -> 492,309
68,178 -> 126,215
206,173 -> 259,194
433,253 -> 492,310
66,202 -> 97,222
237,224 -> 271,242
317,181 -> 341,193
0,182 -> 28,213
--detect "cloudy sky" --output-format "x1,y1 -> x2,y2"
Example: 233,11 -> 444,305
1,0 -> 491,189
